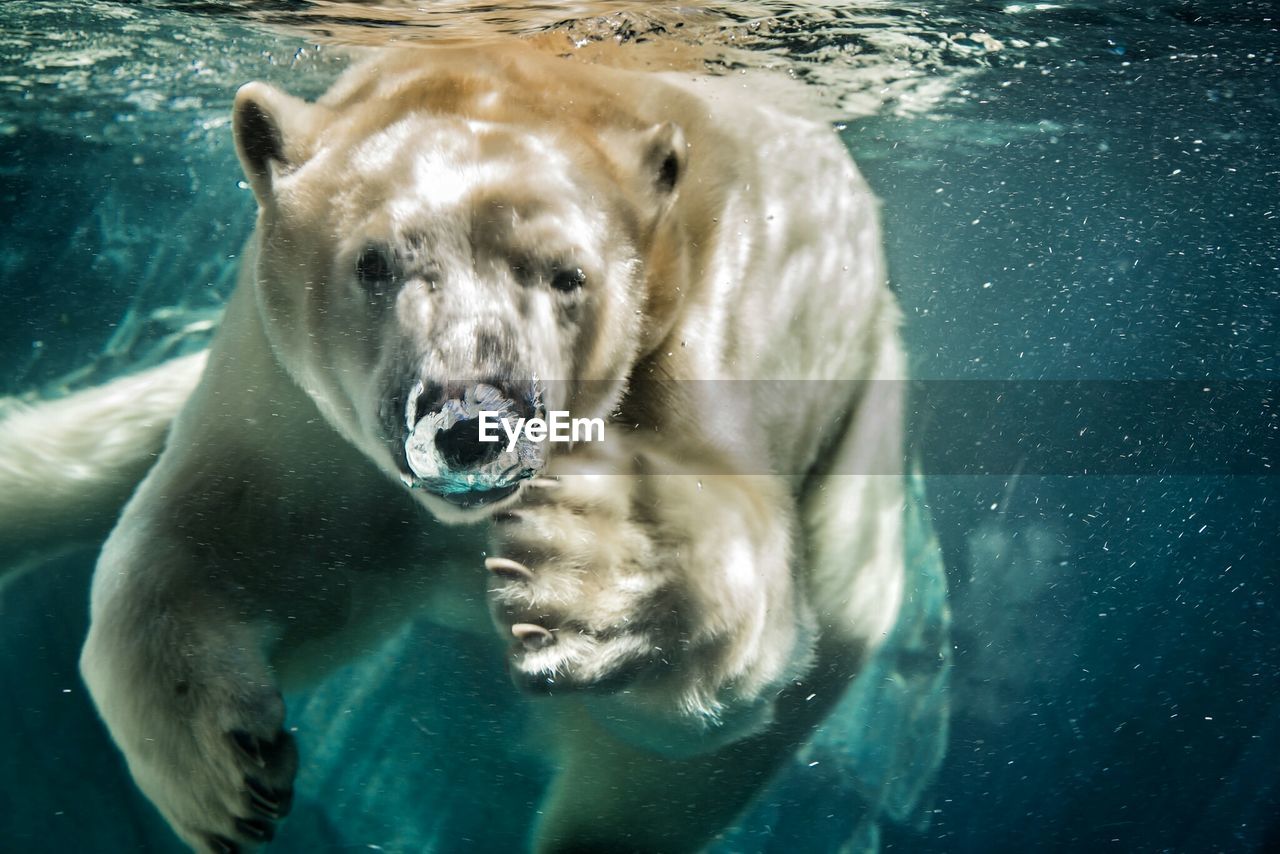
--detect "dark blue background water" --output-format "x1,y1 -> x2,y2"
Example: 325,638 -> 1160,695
848,7 -> 1278,848
1,2 -> 1276,851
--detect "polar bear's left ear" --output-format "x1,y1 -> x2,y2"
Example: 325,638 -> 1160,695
233,82 -> 320,206
637,122 -> 687,214
643,122 -> 686,194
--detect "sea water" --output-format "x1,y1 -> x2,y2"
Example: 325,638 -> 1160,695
0,2 -> 1275,851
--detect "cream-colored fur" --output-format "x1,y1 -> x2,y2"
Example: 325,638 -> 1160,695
4,42 -> 905,853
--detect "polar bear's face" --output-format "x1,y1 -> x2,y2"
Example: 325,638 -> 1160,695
232,79 -> 685,521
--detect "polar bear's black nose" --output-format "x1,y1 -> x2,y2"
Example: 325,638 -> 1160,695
436,416 -> 502,470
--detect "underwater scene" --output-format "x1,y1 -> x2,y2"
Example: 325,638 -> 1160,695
0,1 -> 1276,852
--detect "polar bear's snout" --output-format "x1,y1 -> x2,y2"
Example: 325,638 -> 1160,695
398,378 -> 546,507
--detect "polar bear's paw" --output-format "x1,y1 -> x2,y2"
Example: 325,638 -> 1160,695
486,465 -> 804,741
138,685 -> 297,853
221,728 -> 298,845
486,475 -> 677,695
82,620 -> 298,854
143,686 -> 298,854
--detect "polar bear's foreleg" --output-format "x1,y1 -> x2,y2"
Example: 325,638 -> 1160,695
81,524 -> 296,853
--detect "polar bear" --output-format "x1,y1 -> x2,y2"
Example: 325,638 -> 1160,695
7,42 -> 906,852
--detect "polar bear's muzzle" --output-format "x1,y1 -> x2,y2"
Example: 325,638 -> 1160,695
395,378 -> 546,506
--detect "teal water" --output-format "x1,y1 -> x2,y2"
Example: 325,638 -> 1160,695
0,2 -> 1276,851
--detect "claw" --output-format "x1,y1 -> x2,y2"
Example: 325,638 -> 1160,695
485,556 -> 534,582
234,816 -> 276,843
245,777 -> 285,819
230,730 -> 265,768
512,623 -> 555,650
208,836 -> 240,854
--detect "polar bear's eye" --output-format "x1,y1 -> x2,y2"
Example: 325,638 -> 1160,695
356,245 -> 396,293
550,266 -> 587,292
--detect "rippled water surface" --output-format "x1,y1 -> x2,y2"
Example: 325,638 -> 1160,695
1,2 -> 1276,852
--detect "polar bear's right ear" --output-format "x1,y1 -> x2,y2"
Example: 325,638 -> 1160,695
233,82 -> 319,205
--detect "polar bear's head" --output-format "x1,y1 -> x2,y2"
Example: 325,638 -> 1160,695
230,53 -> 687,521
